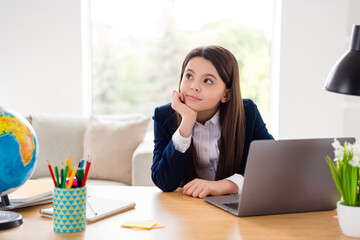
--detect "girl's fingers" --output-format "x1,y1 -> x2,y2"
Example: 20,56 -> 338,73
172,90 -> 185,109
199,188 -> 211,199
172,90 -> 186,104
172,90 -> 179,102
185,179 -> 198,195
192,185 -> 205,198
183,178 -> 195,188
180,92 -> 185,102
171,90 -> 198,118
183,179 -> 196,194
184,180 -> 215,198
186,180 -> 203,197
183,180 -> 190,191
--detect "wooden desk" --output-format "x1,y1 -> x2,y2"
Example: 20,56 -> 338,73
0,186 -> 352,240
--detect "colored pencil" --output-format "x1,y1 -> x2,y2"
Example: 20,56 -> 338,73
49,155 -> 93,188
67,168 -> 77,188
67,156 -> 72,177
79,159 -> 85,168
76,168 -> 85,188
60,168 -> 64,188
54,162 -> 60,187
47,160 -> 57,187
81,160 -> 92,187
63,165 -> 69,188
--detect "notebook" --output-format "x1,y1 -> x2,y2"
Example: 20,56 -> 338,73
40,196 -> 135,222
0,180 -> 53,210
204,137 -> 355,217
8,180 -> 53,202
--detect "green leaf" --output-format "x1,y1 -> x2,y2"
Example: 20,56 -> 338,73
351,166 -> 359,206
325,156 -> 344,198
325,142 -> 360,207
343,164 -> 350,205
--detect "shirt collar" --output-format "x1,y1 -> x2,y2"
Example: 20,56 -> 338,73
195,110 -> 220,127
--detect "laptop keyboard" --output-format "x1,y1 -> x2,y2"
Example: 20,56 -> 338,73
223,202 -> 239,210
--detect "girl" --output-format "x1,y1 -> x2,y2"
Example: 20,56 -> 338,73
151,45 -> 273,198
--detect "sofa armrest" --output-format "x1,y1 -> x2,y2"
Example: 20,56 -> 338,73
132,132 -> 155,186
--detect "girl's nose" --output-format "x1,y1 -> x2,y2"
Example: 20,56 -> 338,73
190,81 -> 200,92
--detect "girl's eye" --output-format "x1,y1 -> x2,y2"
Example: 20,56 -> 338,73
185,74 -> 193,79
204,79 -> 213,85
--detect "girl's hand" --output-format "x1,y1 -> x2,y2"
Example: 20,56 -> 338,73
171,90 -> 197,137
183,179 -> 238,198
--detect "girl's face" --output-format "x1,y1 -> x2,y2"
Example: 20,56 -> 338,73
180,57 -> 230,123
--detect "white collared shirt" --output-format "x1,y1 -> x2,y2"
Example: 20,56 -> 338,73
172,111 -> 244,193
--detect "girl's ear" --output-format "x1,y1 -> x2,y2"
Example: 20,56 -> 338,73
221,89 -> 231,103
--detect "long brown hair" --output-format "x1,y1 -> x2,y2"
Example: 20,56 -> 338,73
177,45 -> 246,184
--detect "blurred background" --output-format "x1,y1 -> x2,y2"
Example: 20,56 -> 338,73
1,0 -> 360,140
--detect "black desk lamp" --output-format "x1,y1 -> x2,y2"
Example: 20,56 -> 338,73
324,25 -> 360,95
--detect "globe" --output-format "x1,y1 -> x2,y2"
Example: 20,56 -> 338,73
0,107 -> 39,197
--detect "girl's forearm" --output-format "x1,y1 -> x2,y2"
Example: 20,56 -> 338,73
220,179 -> 239,195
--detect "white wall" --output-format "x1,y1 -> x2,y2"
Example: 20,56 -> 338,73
0,0 -> 84,115
275,0 -> 360,140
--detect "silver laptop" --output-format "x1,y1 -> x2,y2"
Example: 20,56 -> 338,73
204,137 -> 355,217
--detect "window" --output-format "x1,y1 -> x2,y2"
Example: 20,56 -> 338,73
90,0 -> 273,125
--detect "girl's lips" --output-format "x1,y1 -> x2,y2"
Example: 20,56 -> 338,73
186,95 -> 201,101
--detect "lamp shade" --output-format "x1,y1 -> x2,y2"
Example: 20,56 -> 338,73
324,25 -> 360,96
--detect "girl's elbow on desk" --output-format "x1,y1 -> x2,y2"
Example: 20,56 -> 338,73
152,178 -> 179,192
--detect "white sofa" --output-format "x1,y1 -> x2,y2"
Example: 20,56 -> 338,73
26,113 -> 155,187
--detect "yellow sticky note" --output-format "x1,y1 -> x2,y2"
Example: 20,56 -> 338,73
130,223 -> 166,231
121,220 -> 157,229
152,223 -> 165,229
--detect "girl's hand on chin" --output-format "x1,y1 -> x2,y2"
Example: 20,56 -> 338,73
171,90 -> 197,121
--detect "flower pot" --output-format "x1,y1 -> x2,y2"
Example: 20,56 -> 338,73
337,201 -> 360,238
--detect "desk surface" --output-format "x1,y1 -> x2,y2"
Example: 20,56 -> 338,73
0,186 -> 351,240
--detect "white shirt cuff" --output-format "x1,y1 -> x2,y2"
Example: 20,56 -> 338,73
226,173 -> 244,194
172,128 -> 191,153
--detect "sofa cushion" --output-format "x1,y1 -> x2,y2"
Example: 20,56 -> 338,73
83,115 -> 150,185
30,114 -> 88,179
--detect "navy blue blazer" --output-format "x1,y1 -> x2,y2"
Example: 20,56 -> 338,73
151,99 -> 274,192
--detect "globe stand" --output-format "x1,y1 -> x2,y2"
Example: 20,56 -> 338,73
0,195 -> 23,230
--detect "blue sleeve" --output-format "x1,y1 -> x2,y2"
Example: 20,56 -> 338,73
151,106 -> 189,192
244,99 -> 274,141
252,104 -> 274,140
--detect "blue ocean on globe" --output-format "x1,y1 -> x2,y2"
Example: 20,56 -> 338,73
0,135 -> 37,195
0,108 -> 38,197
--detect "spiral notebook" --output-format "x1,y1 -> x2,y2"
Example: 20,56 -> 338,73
40,196 -> 135,222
